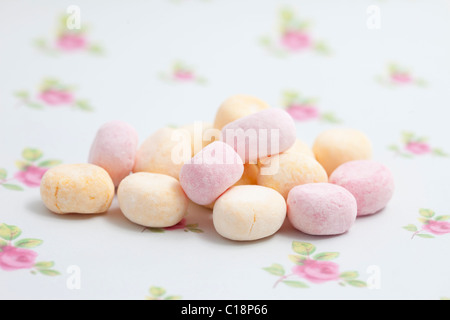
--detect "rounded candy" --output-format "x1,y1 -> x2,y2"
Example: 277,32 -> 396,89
117,172 -> 188,227
88,120 -> 139,187
213,185 -> 287,241
329,160 -> 394,216
312,128 -> 372,176
287,183 -> 357,235
180,121 -> 216,156
40,164 -> 115,214
213,94 -> 270,130
221,108 -> 296,163
179,141 -> 244,205
257,153 -> 328,199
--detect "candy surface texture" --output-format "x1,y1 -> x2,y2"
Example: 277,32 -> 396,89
118,172 -> 188,227
312,128 -> 372,176
179,141 -> 244,205
221,108 -> 296,163
329,160 -> 395,216
287,183 -> 357,235
213,94 -> 270,130
213,185 -> 287,241
88,120 -> 139,186
40,164 -> 115,214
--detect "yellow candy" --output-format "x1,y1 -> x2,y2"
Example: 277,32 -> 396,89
40,164 -> 115,214
312,128 -> 373,176
257,152 -> 328,199
213,94 -> 270,130
118,172 -> 188,228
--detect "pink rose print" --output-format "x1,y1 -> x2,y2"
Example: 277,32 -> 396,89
261,8 -> 330,57
389,132 -> 447,158
376,63 -> 426,87
56,34 -> 87,51
291,259 -> 340,284
15,78 -> 94,111
159,61 -> 207,85
0,223 -> 60,276
264,241 -> 366,288
14,165 -> 48,188
38,89 -> 75,106
0,246 -> 38,271
280,31 -> 312,51
282,91 -> 340,123
0,148 -> 61,191
35,14 -> 102,55
404,209 -> 450,239
143,218 -> 203,233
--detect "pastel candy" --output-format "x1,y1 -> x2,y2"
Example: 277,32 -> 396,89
118,172 -> 188,227
257,152 -> 328,199
329,160 -> 395,216
287,183 -> 357,236
133,127 -> 184,179
40,164 -> 115,215
88,120 -> 139,187
312,128 -> 372,176
213,94 -> 270,130
179,141 -> 244,205
180,121 -> 216,156
221,109 -> 296,163
213,185 -> 287,241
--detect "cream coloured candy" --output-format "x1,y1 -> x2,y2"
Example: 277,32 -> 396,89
287,183 -> 357,236
329,160 -> 394,216
257,152 -> 328,199
221,109 -> 296,163
312,127 -> 372,176
40,164 -> 115,214
179,141 -> 244,206
213,94 -> 270,130
179,121 -> 216,156
118,172 -> 188,227
213,185 -> 286,241
88,120 -> 139,187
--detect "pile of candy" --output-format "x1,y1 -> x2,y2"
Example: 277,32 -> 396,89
40,94 -> 394,241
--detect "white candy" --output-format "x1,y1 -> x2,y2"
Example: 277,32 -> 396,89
213,185 -> 287,241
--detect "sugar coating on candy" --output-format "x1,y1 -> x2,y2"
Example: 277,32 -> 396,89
40,164 -> 115,215
180,121 -> 216,156
213,185 -> 287,241
287,183 -> 357,236
203,163 -> 259,210
329,160 -> 394,216
133,127 -> 184,179
213,94 -> 270,130
179,141 -> 244,205
118,172 -> 188,227
257,153 -> 328,199
88,120 -> 139,187
221,108 -> 296,163
312,128 -> 372,176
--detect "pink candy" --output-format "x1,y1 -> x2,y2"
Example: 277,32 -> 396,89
329,160 -> 395,216
221,109 -> 296,163
287,183 -> 357,236
179,141 -> 244,205
88,120 -> 139,187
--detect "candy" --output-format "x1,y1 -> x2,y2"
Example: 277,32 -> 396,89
179,141 -> 244,205
312,128 -> 373,176
88,120 -> 139,187
257,152 -> 328,199
40,164 -> 115,214
213,94 -> 270,130
117,172 -> 188,227
287,183 -> 357,236
221,109 -> 296,163
329,160 -> 395,216
180,121 -> 216,156
213,185 -> 287,241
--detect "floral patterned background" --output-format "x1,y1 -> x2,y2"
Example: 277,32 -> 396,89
1,0 -> 450,300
